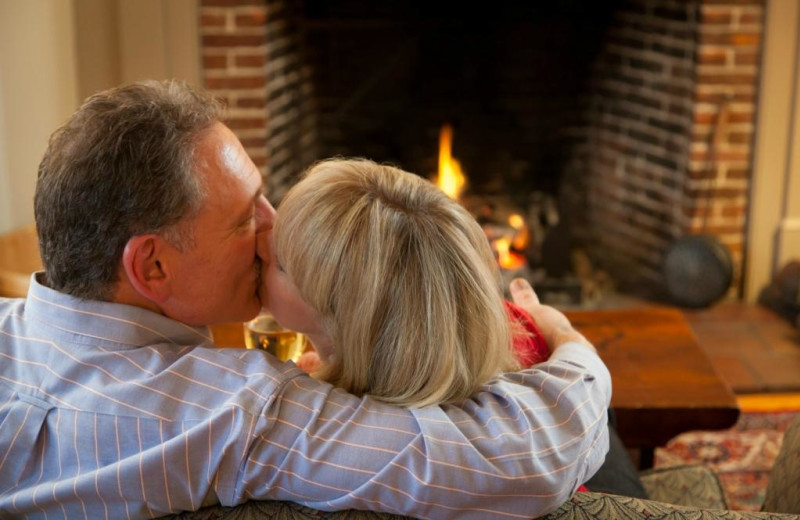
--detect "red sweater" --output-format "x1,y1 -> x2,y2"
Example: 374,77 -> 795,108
505,301 -> 550,366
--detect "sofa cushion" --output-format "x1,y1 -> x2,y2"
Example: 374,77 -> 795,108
761,414 -> 800,514
545,492 -> 798,519
161,492 -> 800,520
640,464 -> 727,509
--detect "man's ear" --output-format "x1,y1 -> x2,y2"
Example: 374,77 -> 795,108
121,234 -> 170,303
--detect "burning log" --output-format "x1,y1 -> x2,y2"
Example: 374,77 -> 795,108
431,122 -> 612,306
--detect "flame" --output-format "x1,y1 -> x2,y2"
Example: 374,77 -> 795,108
508,214 -> 530,250
436,124 -> 466,199
495,237 -> 526,270
431,124 -> 526,271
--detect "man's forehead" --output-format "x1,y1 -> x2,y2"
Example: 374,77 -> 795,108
196,124 -> 261,187
219,139 -> 257,183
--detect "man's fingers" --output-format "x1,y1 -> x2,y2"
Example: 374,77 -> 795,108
509,278 -> 540,310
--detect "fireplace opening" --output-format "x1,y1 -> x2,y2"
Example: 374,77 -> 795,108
265,1 -> 626,305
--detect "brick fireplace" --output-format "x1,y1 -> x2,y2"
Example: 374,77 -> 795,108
199,0 -> 763,303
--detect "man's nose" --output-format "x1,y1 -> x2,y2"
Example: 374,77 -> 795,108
255,195 -> 276,232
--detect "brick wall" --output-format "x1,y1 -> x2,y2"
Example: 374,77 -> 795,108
689,0 -> 763,293
567,0 -> 763,297
200,0 -> 269,170
199,0 -> 317,201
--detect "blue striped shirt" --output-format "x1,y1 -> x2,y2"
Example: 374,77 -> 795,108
0,274 -> 611,520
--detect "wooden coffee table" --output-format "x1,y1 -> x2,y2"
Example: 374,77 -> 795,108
566,305 -> 740,468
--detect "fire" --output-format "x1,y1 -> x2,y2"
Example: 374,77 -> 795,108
492,214 -> 529,271
432,123 -> 529,272
508,213 -> 530,251
494,237 -> 526,270
436,124 -> 466,199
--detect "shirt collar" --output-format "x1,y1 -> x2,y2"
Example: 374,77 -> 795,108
25,272 -> 214,348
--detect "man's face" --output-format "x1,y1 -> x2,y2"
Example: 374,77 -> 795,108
163,122 -> 275,326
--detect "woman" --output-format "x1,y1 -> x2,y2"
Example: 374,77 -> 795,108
262,157 -> 548,408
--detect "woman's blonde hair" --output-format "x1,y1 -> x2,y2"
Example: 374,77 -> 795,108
274,158 -> 519,408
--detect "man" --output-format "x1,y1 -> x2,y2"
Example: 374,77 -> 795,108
0,81 -> 612,519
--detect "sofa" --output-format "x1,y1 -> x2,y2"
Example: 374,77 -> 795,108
0,224 -> 41,298
164,413 -> 800,520
5,225 -> 797,519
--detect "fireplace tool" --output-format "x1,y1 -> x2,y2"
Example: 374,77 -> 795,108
662,97 -> 734,308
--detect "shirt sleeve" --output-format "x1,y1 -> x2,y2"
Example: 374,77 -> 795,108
235,342 -> 612,520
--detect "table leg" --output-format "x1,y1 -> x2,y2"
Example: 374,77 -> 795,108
639,447 -> 655,470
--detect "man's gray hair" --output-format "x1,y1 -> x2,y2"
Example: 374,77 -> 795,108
34,80 -> 223,300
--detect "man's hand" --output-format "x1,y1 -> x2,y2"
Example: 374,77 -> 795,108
509,278 -> 596,353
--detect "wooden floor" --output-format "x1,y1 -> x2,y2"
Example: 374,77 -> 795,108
682,302 -> 800,395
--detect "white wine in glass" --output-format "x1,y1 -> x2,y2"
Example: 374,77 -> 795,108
244,313 -> 306,363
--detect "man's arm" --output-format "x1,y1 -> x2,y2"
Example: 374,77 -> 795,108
232,280 -> 611,520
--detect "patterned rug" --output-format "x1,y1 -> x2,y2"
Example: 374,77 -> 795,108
654,410 -> 800,511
